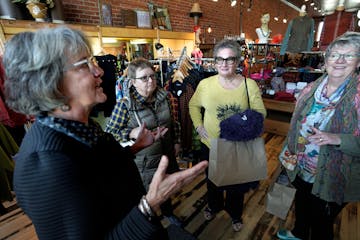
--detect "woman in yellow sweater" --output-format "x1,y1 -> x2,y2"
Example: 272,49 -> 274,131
189,39 -> 266,232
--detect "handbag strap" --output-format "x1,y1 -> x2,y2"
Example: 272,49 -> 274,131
244,77 -> 251,109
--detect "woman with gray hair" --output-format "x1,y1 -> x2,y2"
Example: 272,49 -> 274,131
189,39 -> 266,231
3,26 -> 207,239
105,57 -> 182,226
277,32 -> 360,240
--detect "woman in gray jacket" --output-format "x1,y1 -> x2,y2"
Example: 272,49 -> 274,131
106,58 -> 182,226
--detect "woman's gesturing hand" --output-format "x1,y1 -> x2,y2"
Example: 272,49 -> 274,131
131,123 -> 156,153
145,156 -> 208,212
307,127 -> 341,146
152,126 -> 168,141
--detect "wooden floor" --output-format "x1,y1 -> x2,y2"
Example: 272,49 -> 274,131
172,133 -> 360,240
1,133 -> 359,239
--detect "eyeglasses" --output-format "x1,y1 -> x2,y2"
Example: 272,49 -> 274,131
134,74 -> 157,82
327,53 -> 359,62
214,57 -> 237,65
65,56 -> 99,72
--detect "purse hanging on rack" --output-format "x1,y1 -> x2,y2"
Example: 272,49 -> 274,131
208,78 -> 267,187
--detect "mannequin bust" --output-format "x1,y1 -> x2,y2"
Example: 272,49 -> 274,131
299,4 -> 307,17
256,13 -> 271,44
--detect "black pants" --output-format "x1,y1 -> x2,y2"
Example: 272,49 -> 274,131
200,143 -> 258,222
291,176 -> 346,240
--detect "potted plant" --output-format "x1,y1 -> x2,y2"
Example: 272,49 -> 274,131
12,0 -> 54,21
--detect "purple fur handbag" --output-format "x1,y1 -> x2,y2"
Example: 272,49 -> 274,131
220,77 -> 264,141
220,109 -> 264,141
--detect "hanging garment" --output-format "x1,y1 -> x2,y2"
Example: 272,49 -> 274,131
280,16 -> 314,55
93,54 -> 118,117
0,123 -> 18,201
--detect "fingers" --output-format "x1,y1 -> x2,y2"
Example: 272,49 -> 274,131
146,158 -> 208,212
164,161 -> 208,195
139,122 -> 146,131
310,127 -> 321,134
131,123 -> 147,139
153,127 -> 168,141
146,156 -> 169,211
308,130 -> 340,146
156,155 -> 169,177
180,161 -> 208,182
159,127 -> 168,136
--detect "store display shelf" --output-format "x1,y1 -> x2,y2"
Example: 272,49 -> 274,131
263,98 -> 295,136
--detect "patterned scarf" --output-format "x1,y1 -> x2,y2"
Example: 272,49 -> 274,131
296,77 -> 348,183
37,114 -> 104,147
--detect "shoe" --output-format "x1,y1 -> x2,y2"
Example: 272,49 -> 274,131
276,229 -> 302,240
166,215 -> 183,227
232,220 -> 243,232
203,207 -> 215,221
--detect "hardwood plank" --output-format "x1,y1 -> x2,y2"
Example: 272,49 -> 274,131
0,208 -> 23,224
7,225 -> 37,240
0,213 -> 32,239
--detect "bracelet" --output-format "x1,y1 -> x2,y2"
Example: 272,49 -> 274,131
141,196 -> 155,217
138,196 -> 155,221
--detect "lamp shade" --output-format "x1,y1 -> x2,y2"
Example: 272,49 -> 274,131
155,42 -> 164,50
190,3 -> 202,17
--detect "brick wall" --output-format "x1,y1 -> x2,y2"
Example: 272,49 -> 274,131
60,0 -> 300,41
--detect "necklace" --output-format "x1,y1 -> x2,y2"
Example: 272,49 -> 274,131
260,27 -> 270,37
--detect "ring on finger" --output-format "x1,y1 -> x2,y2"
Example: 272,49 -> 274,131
319,137 -> 323,142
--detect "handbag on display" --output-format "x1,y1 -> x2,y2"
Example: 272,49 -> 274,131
208,78 -> 267,187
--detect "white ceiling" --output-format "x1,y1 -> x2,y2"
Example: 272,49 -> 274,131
287,0 -> 360,17
320,0 -> 360,15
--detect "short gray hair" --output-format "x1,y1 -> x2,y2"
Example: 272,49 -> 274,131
127,57 -> 153,79
3,26 -> 91,115
325,31 -> 360,59
213,39 -> 241,59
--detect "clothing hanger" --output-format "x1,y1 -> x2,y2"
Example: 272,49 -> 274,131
172,69 -> 185,83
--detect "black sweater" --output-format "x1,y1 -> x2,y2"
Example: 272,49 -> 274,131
14,121 -> 167,239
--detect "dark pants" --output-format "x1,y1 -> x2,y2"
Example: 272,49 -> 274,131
206,179 -> 245,221
291,176 -> 346,240
200,143 -> 257,222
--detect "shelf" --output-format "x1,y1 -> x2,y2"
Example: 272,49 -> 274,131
286,69 -> 324,74
263,98 -> 295,136
264,118 -> 291,136
0,20 -> 195,40
263,98 -> 295,113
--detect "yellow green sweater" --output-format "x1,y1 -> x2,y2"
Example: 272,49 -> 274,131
189,75 -> 266,148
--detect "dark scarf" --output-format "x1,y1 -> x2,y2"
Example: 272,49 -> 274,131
37,114 -> 104,147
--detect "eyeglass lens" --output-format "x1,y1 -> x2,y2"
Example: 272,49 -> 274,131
215,57 -> 237,65
81,57 -> 99,72
328,53 -> 358,61
135,74 -> 156,82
